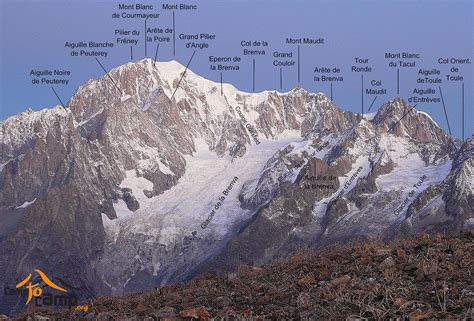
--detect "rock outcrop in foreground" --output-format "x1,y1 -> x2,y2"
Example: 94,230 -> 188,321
10,233 -> 474,320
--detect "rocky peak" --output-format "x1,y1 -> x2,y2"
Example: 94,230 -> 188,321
452,135 -> 473,169
0,106 -> 73,162
371,98 -> 455,145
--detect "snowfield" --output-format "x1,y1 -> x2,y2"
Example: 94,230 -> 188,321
103,132 -> 304,247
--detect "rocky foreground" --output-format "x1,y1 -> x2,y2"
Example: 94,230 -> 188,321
8,233 -> 474,320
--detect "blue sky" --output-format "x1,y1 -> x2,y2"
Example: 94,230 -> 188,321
1,0 -> 472,140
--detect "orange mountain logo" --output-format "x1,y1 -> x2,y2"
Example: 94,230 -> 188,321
16,269 -> 67,305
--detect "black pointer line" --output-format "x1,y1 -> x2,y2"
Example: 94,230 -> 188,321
144,19 -> 147,57
438,86 -> 452,136
462,83 -> 464,141
387,104 -> 417,133
51,87 -> 66,109
363,103 -> 418,147
153,42 -> 160,67
297,45 -> 300,84
361,75 -> 364,115
170,50 -> 196,101
367,96 -> 378,112
280,68 -> 282,91
252,59 -> 256,92
172,11 -> 176,56
95,58 -> 142,109
95,58 -> 123,95
397,69 -> 400,95
1,123 -> 5,159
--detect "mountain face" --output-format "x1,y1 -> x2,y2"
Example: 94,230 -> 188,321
0,59 -> 472,314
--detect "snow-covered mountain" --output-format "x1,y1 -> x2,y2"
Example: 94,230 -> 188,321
0,59 -> 472,314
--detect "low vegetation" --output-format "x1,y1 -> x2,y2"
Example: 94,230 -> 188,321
12,233 -> 473,320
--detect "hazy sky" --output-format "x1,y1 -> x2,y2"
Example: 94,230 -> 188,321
1,0 -> 472,139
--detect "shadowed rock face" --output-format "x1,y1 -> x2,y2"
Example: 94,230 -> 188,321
0,59 -> 471,315
372,98 -> 451,145
404,136 -> 473,234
